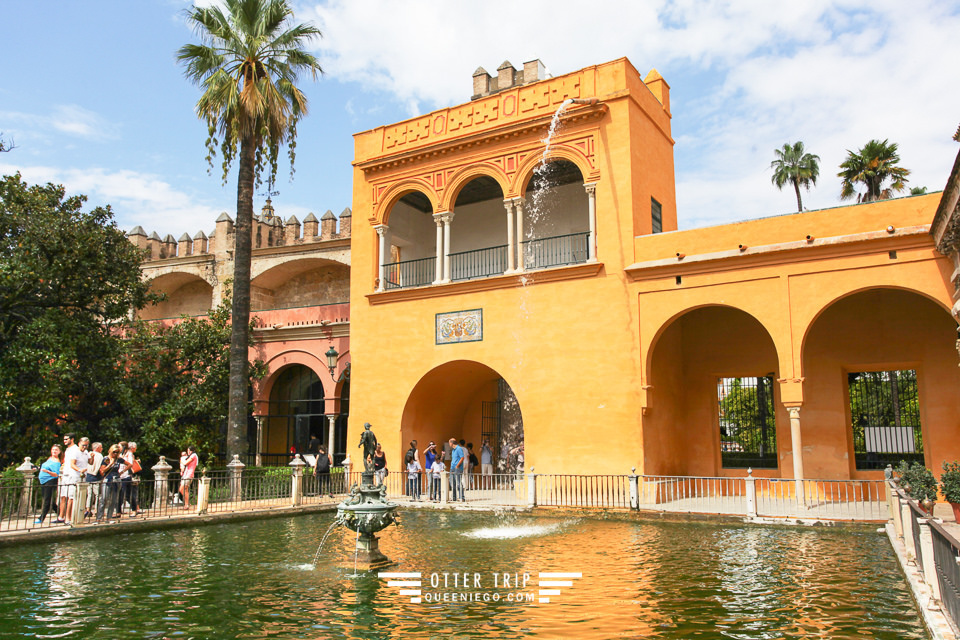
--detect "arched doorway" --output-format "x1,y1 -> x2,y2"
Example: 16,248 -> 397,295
801,287 -> 960,477
645,306 -> 781,477
400,361 -> 523,473
262,365 -> 326,463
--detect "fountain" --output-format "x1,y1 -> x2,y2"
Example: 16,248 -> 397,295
334,422 -> 399,570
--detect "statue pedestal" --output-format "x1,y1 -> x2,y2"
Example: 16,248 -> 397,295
349,533 -> 394,570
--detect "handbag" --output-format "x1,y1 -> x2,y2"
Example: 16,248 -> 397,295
131,460 -> 142,474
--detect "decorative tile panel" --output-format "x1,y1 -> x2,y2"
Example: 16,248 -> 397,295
436,309 -> 483,345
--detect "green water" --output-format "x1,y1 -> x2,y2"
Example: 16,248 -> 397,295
0,511 -> 927,639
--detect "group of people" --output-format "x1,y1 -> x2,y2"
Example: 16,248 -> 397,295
388,438 -> 494,502
34,435 -> 200,526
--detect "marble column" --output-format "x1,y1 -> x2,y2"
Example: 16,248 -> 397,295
504,199 -> 516,273
788,406 -> 805,505
433,212 -> 445,284
441,212 -> 455,283
375,224 -> 388,292
513,198 -> 526,272
584,182 -> 597,262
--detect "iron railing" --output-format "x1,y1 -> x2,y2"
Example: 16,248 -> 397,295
930,519 -> 960,630
450,245 -> 508,281
383,256 -> 436,289
638,475 -> 748,515
849,370 -> 923,470
755,478 -> 888,520
521,232 -> 589,269
718,376 -> 778,469
537,474 -> 631,508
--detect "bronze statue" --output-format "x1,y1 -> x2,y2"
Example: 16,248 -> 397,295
359,422 -> 377,472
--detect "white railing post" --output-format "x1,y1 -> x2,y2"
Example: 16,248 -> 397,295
290,455 -> 306,507
745,468 -> 757,518
889,483 -> 904,539
629,468 -> 639,510
152,456 -> 172,510
17,457 -> 36,518
72,481 -> 87,524
441,469 -> 449,505
196,472 -> 210,515
227,455 -> 245,502
527,467 -> 537,508
917,518 -> 943,609
901,501 -> 917,565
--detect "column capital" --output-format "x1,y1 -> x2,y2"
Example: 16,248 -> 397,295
503,199 -> 515,213
583,182 -> 597,195
374,224 -> 388,237
437,211 -> 455,224
786,406 -> 801,419
512,196 -> 525,207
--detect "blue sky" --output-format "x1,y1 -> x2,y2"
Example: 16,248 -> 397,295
2,0 -> 959,238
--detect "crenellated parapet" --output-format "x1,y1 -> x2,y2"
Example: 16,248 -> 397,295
129,198 -> 353,262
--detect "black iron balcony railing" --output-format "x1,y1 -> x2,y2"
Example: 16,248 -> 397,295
521,232 -> 590,270
381,232 -> 590,290
450,244 -> 508,281
383,256 -> 436,289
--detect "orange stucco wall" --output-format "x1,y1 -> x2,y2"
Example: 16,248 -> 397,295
348,57 -> 959,480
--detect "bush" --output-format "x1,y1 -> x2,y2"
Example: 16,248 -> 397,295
897,461 -> 938,502
941,462 -> 960,504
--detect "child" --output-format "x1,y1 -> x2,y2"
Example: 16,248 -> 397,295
406,454 -> 422,501
430,457 -> 444,502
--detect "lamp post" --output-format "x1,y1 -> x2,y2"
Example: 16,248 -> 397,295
325,345 -> 339,380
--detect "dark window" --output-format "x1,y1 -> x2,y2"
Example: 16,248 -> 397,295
651,198 -> 663,234
848,370 -> 923,470
718,376 -> 778,469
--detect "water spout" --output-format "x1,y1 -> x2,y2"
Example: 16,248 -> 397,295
568,97 -> 599,106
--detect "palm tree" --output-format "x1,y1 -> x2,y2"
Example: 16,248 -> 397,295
770,141 -> 820,212
178,0 -> 321,459
838,139 -> 910,203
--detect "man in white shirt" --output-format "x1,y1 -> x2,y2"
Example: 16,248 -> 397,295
58,434 -> 88,524
85,442 -> 104,518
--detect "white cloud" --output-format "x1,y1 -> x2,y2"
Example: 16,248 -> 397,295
0,163 -> 220,235
302,0 -> 960,227
0,105 -> 116,141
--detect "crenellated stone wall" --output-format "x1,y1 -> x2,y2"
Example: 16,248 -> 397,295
128,199 -> 353,263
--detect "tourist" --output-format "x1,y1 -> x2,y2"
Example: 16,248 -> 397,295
179,446 -> 199,507
406,451 -> 422,501
442,439 -> 452,463
467,443 -> 478,491
97,445 -> 124,522
307,434 -> 320,455
373,443 -> 387,485
481,438 -> 494,488
314,444 -> 333,497
35,445 -> 61,525
405,440 -> 419,496
84,442 -> 104,518
429,455 -> 444,502
450,438 -> 465,502
119,442 -> 142,517
512,444 -> 525,478
58,433 -> 87,525
424,442 -> 437,471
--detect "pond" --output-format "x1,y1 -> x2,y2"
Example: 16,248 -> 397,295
0,511 -> 927,639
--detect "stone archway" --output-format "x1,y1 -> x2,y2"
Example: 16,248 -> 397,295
400,361 -> 522,474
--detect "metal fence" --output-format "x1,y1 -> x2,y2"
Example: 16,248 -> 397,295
521,232 -> 589,269
450,245 -> 508,281
1,463 -> 892,538
930,518 -> 960,630
890,481 -> 960,635
849,370 -> 923,470
383,256 -> 436,289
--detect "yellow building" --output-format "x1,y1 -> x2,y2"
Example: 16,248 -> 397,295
348,57 -> 960,482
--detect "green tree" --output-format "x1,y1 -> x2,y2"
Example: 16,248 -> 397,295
107,298 -> 266,463
178,0 -> 321,458
838,139 -> 910,202
770,141 -> 820,212
0,174 -> 153,465
910,186 -> 928,196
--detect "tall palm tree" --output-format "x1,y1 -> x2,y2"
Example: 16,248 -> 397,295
178,0 -> 321,459
770,141 -> 820,212
838,139 -> 910,203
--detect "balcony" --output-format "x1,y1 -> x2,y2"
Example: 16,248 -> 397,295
381,232 -> 591,291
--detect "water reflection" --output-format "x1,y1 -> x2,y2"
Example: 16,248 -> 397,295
0,512 -> 928,639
